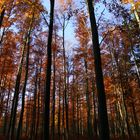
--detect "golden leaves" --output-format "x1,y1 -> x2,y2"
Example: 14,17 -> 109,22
122,0 -> 140,12
58,0 -> 72,5
57,0 -> 72,11
135,1 -> 140,12
121,0 -> 130,4
0,0 -> 5,6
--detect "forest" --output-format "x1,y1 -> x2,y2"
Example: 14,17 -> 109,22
0,0 -> 140,140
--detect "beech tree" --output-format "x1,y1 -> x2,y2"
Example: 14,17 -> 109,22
86,0 -> 110,139
0,0 -> 140,140
44,0 -> 55,140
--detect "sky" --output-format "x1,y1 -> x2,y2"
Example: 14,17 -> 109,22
41,0 -> 126,50
42,0 -> 76,48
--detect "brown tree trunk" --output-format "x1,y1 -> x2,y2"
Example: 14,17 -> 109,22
3,80 -> 11,135
84,58 -> 92,139
58,78 -> 61,140
62,20 -> 69,139
35,60 -> 42,139
8,11 -> 34,139
30,68 -> 38,140
92,80 -> 98,138
8,34 -> 29,140
0,7 -> 5,29
16,32 -> 31,140
51,49 -> 56,140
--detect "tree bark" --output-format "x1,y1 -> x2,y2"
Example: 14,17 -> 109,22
3,80 -> 11,135
35,60 -> 42,139
84,58 -> 92,139
44,0 -> 55,140
8,11 -> 34,139
92,80 -> 98,138
51,49 -> 56,140
62,20 -> 69,139
8,34 -> 29,140
30,68 -> 38,140
58,78 -> 61,140
0,7 -> 5,29
16,32 -> 31,140
86,1 -> 110,139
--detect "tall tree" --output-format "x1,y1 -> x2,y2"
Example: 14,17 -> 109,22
44,0 -> 55,140
86,0 -> 110,139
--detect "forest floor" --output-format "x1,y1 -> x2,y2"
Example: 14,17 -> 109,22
0,135 -> 139,140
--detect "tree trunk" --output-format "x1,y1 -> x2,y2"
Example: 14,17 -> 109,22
92,80 -> 98,138
62,87 -> 65,140
86,1 -> 110,139
30,68 -> 38,140
51,49 -> 56,140
58,78 -> 61,140
8,11 -> 34,139
8,35 -> 28,140
76,92 -> 80,137
72,73 -> 76,137
84,58 -> 92,139
44,0 -> 55,140
35,60 -> 42,139
3,80 -> 11,135
0,7 -> 5,29
16,32 -> 31,140
62,20 -> 69,139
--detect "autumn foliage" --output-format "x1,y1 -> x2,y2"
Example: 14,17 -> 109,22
0,0 -> 140,140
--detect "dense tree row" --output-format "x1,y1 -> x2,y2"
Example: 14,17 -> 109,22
0,0 -> 139,140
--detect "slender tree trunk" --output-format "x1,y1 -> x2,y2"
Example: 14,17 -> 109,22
30,68 -> 38,140
0,74 -> 7,115
8,35 -> 29,140
86,1 -> 110,139
72,93 -> 76,136
0,59 -> 6,94
16,33 -> 31,140
16,5 -> 35,139
108,42 -> 130,138
8,12 -> 34,139
51,50 -> 56,140
72,74 -> 76,137
3,80 -> 11,135
44,0 -> 55,140
0,7 -> 5,29
62,88 -> 65,140
76,92 -> 80,137
35,60 -> 42,139
0,28 -> 5,46
114,54 -> 131,138
84,58 -> 92,139
58,78 -> 61,140
92,80 -> 98,138
62,21 -> 69,139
